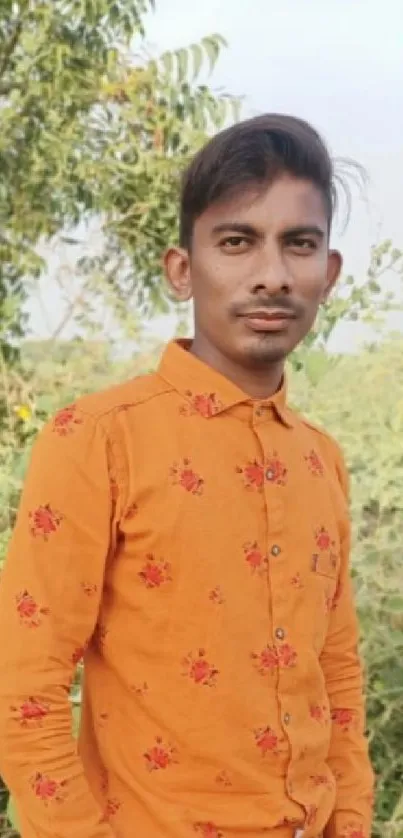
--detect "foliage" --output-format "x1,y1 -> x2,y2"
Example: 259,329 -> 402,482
290,340 -> 403,838
1,328 -> 403,836
1,4 -> 403,835
0,0 -> 238,361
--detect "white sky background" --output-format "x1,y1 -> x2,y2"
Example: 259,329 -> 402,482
27,0 -> 403,350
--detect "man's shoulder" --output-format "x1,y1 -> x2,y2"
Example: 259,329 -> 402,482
72,369 -> 171,422
291,407 -> 344,463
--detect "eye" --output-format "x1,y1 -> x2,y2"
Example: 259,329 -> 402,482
220,235 -> 250,252
287,237 -> 317,252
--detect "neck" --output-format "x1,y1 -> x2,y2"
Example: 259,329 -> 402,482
189,337 -> 284,400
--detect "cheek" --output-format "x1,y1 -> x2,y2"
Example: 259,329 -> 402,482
192,258 -> 233,304
290,256 -> 328,301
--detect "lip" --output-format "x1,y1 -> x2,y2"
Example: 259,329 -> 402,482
240,310 -> 295,332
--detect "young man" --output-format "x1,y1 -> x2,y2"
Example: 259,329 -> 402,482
0,114 -> 374,838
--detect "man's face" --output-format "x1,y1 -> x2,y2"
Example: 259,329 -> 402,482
165,174 -> 341,370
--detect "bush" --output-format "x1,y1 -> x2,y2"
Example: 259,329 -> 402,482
1,338 -> 403,837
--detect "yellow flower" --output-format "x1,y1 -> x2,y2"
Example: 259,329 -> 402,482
15,404 -> 32,422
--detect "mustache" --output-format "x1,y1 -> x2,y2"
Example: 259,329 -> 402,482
230,297 -> 303,318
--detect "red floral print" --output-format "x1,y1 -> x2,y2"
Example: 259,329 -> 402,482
315,526 -> 333,552
215,770 -> 232,787
99,768 -> 109,794
81,582 -> 98,597
209,586 -> 225,604
11,697 -> 49,727
309,704 -> 328,724
138,555 -> 172,588
329,551 -> 338,570
171,459 -> 204,495
277,643 -> 298,668
52,405 -> 82,436
331,708 -> 355,731
144,736 -> 178,771
126,502 -> 138,519
104,798 -> 121,818
181,391 -> 223,418
194,823 -> 224,837
15,591 -> 49,628
341,826 -> 366,838
265,452 -> 287,486
332,579 -> 343,609
243,541 -> 268,574
237,455 -> 287,489
254,725 -> 281,756
93,621 -> 108,650
310,773 -> 334,790
29,504 -> 63,540
131,682 -> 149,697
182,649 -> 219,687
30,772 -> 67,804
305,449 -> 324,476
251,645 -> 278,675
71,645 -> 87,666
291,572 -> 304,588
236,460 -> 264,491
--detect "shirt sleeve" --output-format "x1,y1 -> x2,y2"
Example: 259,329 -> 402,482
0,406 -> 122,838
321,446 -> 374,838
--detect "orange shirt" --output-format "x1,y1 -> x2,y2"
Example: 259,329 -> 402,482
0,340 -> 373,838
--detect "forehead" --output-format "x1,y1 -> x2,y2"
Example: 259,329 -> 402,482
195,174 -> 328,235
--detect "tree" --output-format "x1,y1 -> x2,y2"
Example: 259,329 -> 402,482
0,0 -> 238,363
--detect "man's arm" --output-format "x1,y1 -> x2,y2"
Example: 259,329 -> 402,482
321,448 -> 374,838
0,407 -> 122,837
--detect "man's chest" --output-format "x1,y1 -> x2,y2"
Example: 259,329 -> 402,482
100,417 -> 345,664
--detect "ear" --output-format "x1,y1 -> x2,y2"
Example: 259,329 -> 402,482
163,247 -> 193,302
322,249 -> 342,302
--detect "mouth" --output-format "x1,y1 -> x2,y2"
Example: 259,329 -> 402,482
239,309 -> 296,333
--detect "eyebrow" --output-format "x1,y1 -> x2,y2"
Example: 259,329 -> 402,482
282,225 -> 325,239
211,222 -> 260,237
211,222 -> 325,239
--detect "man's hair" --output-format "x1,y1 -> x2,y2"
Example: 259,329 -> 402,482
179,113 -> 338,250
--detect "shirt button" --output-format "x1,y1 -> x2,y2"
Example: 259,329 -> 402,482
266,468 -> 274,481
275,627 -> 285,640
271,545 -> 281,557
284,713 -> 291,725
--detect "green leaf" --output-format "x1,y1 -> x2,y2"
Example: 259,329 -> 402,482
200,33 -> 227,72
176,48 -> 188,84
191,43 -> 203,80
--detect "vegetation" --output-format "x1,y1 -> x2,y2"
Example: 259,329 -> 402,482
1,2 -> 403,837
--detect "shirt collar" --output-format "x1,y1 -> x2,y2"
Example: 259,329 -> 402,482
157,339 -> 294,428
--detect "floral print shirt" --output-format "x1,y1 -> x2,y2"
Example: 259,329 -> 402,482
0,340 -> 374,838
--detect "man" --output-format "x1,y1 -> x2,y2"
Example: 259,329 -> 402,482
0,114 -> 374,838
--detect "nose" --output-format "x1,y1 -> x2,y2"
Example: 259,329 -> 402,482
250,246 -> 292,296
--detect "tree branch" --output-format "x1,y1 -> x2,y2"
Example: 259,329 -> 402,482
0,18 -> 23,81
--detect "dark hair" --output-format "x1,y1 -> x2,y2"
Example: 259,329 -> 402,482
179,113 -> 338,249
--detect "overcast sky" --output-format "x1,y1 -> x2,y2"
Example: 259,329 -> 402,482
28,0 -> 403,345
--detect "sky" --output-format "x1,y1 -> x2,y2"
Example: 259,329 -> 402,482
27,0 -> 403,348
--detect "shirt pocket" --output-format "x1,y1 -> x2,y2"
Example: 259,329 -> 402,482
308,534 -> 341,652
310,550 -> 339,580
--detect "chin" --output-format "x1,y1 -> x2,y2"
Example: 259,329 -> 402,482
237,336 -> 291,367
